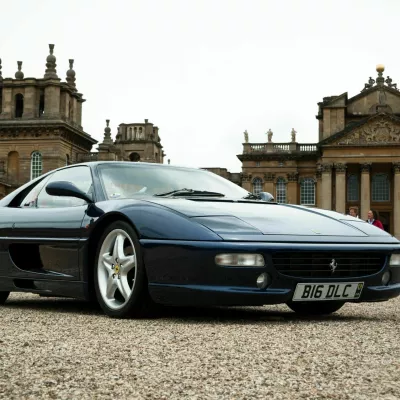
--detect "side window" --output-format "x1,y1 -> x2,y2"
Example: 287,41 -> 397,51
37,166 -> 93,208
20,174 -> 53,207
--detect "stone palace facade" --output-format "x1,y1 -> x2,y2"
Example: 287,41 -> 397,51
232,65 -> 400,238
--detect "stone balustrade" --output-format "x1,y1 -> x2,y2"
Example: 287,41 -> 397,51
244,143 -> 318,154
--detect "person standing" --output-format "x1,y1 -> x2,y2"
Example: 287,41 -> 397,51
349,206 -> 359,218
367,210 -> 384,230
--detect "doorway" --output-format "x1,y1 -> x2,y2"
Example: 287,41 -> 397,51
378,211 -> 391,233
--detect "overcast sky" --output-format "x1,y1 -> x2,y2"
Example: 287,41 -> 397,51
1,0 -> 399,171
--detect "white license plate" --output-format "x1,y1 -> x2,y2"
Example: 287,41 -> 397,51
293,282 -> 364,301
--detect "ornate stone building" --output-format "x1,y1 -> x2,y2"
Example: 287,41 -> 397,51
0,44 -> 97,197
237,65 -> 400,238
0,44 -> 165,197
79,118 -> 165,164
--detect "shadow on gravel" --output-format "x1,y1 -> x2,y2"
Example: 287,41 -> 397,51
3,295 -> 381,323
157,305 -> 380,324
5,296 -> 103,316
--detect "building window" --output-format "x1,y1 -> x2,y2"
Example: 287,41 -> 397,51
39,90 -> 45,116
347,174 -> 359,202
66,154 -> 70,166
15,94 -> 24,118
300,178 -> 315,205
252,177 -> 263,194
129,127 -> 133,140
276,177 -> 287,203
256,162 -> 260,167
0,89 -> 3,114
31,151 -> 43,180
372,173 -> 390,201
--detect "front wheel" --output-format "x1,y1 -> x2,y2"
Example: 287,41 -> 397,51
94,221 -> 153,318
286,301 -> 344,316
0,292 -> 10,305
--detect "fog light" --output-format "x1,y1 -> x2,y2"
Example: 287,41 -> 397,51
382,271 -> 391,286
389,254 -> 400,266
256,273 -> 270,289
215,253 -> 265,267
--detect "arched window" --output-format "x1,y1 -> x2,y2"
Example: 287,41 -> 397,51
300,178 -> 315,205
276,177 -> 287,203
347,174 -> 359,201
15,94 -> 24,118
134,127 -> 137,140
31,151 -> 42,180
129,127 -> 133,140
252,177 -> 263,194
129,152 -> 140,162
39,90 -> 45,116
372,173 -> 390,201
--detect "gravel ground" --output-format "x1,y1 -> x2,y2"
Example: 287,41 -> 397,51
0,293 -> 399,400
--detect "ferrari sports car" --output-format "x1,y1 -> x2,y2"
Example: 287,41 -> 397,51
0,162 -> 399,318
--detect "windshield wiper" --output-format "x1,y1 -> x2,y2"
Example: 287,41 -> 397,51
242,192 -> 275,202
242,193 -> 260,200
154,188 -> 225,197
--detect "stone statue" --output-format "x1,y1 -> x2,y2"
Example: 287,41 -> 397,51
244,130 -> 249,143
267,129 -> 273,143
291,128 -> 297,142
363,77 -> 375,91
379,90 -> 386,105
386,76 -> 398,90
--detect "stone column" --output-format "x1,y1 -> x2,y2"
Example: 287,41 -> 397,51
360,163 -> 371,221
1,85 -> 12,117
321,163 -> 333,210
335,163 -> 347,214
316,167 -> 323,208
393,163 -> 400,239
77,100 -> 83,128
263,173 -> 275,196
44,82 -> 61,118
22,84 -> 36,119
287,172 -> 298,204
241,173 -> 252,192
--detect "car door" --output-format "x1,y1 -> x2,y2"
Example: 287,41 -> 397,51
8,165 -> 94,280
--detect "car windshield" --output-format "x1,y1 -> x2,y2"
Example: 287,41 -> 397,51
97,164 -> 251,200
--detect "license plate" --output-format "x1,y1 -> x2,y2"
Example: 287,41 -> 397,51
293,282 -> 364,301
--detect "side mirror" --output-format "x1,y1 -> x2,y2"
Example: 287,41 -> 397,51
45,181 -> 93,203
259,192 -> 275,202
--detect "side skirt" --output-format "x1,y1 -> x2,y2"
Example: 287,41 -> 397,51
0,277 -> 89,300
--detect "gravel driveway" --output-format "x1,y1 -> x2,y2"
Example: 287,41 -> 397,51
0,293 -> 399,400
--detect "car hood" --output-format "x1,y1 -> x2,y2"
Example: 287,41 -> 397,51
146,198 -> 392,238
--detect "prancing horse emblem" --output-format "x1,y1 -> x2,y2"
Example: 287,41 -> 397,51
329,259 -> 338,273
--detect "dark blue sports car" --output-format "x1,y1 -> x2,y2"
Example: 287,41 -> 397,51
0,162 -> 399,318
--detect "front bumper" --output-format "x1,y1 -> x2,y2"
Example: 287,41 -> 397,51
141,240 -> 400,307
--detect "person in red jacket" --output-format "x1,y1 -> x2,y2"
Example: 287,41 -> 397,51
367,209 -> 384,230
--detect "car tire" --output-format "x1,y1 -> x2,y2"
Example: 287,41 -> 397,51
286,301 -> 344,316
94,220 -> 154,318
0,291 -> 10,305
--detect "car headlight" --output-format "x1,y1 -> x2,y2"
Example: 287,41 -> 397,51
389,254 -> 400,267
215,253 -> 265,267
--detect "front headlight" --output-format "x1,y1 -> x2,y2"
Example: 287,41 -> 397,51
215,253 -> 265,267
389,254 -> 400,267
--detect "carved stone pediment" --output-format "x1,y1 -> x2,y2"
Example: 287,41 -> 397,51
334,117 -> 400,145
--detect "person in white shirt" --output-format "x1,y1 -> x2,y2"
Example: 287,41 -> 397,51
349,206 -> 359,218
